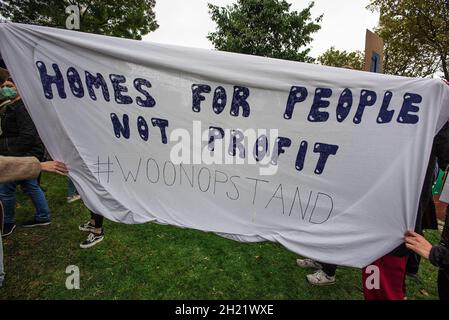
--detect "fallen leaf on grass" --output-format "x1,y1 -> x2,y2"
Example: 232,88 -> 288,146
420,289 -> 429,296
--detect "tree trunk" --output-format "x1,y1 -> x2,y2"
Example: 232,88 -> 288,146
442,54 -> 449,81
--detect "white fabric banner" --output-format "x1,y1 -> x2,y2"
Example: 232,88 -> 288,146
1,23 -> 449,268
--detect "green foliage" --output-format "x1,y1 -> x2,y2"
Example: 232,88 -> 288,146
0,0 -> 158,40
207,0 -> 322,63
368,0 -> 449,80
318,47 -> 365,70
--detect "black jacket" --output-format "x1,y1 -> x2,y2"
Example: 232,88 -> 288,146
0,100 -> 45,160
390,123 -> 449,257
431,208 -> 449,271
426,125 -> 449,272
430,245 -> 449,269
418,122 -> 449,232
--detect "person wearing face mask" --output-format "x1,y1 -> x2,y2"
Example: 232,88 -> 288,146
0,76 -> 51,236
0,70 -> 106,250
0,86 -> 16,105
0,155 -> 68,287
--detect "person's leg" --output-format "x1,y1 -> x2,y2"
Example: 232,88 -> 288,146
0,201 -> 4,286
91,211 -> 103,234
0,234 -> 4,287
321,263 -> 337,277
89,211 -> 96,226
441,208 -> 449,247
296,258 -> 322,269
67,179 -> 78,197
406,252 -> 421,276
0,181 -> 18,226
306,263 -> 337,285
80,211 -> 104,249
362,255 -> 407,300
79,210 -> 98,232
438,269 -> 449,300
437,210 -> 449,300
67,179 -> 80,203
20,179 -> 50,223
0,201 -> 3,235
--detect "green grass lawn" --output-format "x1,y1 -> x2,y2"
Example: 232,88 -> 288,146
0,173 -> 442,299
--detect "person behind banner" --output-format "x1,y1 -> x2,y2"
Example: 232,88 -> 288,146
67,178 -> 81,203
405,230 -> 449,300
0,156 -> 67,287
0,156 -> 67,184
362,120 -> 449,300
78,210 -> 104,248
294,64 -> 360,287
409,87 -> 449,300
407,121 -> 449,277
296,259 -> 337,285
0,77 -> 51,236
361,248 -> 408,300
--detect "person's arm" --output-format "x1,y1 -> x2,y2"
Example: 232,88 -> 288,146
0,156 -> 40,182
405,230 -> 449,269
40,160 -> 68,175
429,245 -> 449,269
0,156 -> 67,183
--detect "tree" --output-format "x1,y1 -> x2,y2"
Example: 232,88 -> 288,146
207,0 -> 322,63
318,47 -> 364,70
0,0 -> 159,40
368,0 -> 449,80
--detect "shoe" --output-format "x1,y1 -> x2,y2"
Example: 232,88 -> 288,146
80,231 -> 104,249
296,258 -> 322,269
79,221 -> 96,232
67,194 -> 81,203
22,219 -> 51,228
306,270 -> 336,286
2,223 -> 16,237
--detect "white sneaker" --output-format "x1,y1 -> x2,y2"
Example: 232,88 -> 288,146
306,270 -> 336,286
67,194 -> 81,203
79,221 -> 96,232
296,258 -> 322,269
80,232 -> 104,249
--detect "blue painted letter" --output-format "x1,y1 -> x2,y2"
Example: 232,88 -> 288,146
35,61 -> 66,99
284,86 -> 308,120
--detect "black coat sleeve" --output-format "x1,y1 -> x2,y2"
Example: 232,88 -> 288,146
433,122 -> 449,169
0,135 -> 7,155
429,245 -> 449,269
1,104 -> 38,156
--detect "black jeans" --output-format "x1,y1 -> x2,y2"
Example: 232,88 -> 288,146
438,269 -> 449,300
406,252 -> 421,275
90,211 -> 103,229
321,263 -> 337,277
441,207 -> 449,248
439,210 -> 449,300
